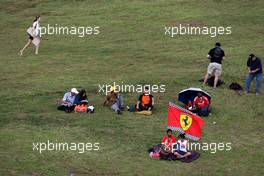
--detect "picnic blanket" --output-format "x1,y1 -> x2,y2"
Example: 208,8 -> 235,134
135,110 -> 152,116
179,151 -> 200,163
148,144 -> 200,163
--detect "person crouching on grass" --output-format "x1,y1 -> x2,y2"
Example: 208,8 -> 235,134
20,16 -> 41,56
57,88 -> 79,113
245,54 -> 262,96
103,86 -> 124,115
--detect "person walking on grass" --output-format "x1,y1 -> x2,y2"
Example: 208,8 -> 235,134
20,16 -> 41,56
203,42 -> 225,88
245,54 -> 262,96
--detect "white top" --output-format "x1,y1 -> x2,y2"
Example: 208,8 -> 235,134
62,92 -> 76,104
177,139 -> 188,152
32,21 -> 40,36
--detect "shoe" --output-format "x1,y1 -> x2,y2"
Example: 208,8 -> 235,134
245,91 -> 250,95
256,92 -> 260,96
126,106 -> 130,111
117,110 -> 122,115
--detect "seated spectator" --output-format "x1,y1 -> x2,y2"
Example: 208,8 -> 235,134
193,92 -> 211,116
136,87 -> 154,112
173,133 -> 192,159
74,89 -> 88,105
185,100 -> 194,111
57,88 -> 79,113
73,89 -> 95,113
161,129 -> 176,154
103,86 -> 124,115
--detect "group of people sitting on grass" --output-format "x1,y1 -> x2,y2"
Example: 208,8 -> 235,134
148,129 -> 196,161
57,86 -> 154,115
57,86 -> 213,117
103,86 -> 154,115
57,42 -> 263,115
57,88 -> 94,113
161,129 -> 192,159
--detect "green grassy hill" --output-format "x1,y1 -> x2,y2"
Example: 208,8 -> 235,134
0,0 -> 264,175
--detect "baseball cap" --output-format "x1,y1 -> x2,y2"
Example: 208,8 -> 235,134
71,88 -> 79,94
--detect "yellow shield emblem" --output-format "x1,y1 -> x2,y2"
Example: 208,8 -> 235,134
180,113 -> 192,130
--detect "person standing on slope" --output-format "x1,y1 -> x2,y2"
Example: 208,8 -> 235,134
203,42 -> 225,88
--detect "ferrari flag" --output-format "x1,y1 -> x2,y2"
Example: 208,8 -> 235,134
167,102 -> 205,141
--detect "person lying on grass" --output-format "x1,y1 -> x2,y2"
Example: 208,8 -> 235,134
103,86 -> 124,115
173,133 -> 192,159
57,88 -> 79,113
136,86 -> 154,112
193,92 -> 211,116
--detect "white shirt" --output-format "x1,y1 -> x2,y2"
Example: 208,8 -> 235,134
32,21 -> 40,36
62,92 -> 76,104
177,139 -> 188,152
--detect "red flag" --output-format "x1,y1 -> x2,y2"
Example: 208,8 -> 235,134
167,102 -> 205,141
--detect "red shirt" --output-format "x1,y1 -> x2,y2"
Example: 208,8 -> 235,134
193,96 -> 209,109
162,136 -> 176,151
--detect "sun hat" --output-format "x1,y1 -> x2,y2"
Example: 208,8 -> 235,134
71,88 -> 79,94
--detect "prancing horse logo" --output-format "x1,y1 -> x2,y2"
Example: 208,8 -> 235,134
180,113 -> 193,130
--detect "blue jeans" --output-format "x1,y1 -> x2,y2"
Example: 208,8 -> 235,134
245,73 -> 262,93
111,95 -> 124,112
